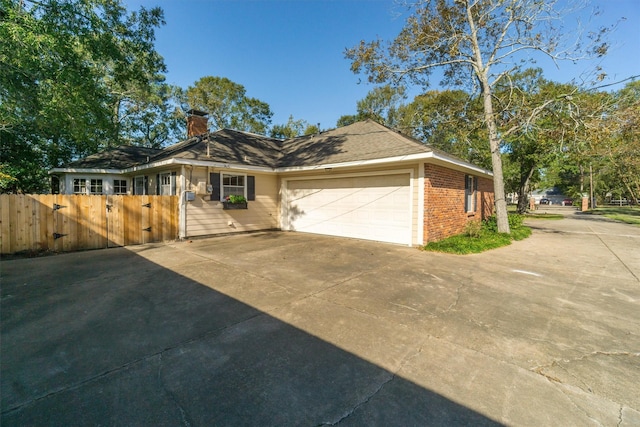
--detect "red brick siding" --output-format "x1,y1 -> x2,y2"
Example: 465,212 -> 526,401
478,176 -> 495,220
423,164 -> 494,243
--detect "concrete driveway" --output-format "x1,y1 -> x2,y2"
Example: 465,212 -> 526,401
2,208 -> 639,426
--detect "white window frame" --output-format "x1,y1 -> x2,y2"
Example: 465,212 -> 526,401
73,178 -> 87,194
89,178 -> 103,194
221,173 -> 246,199
159,172 -> 176,196
134,176 -> 147,195
113,179 -> 128,194
465,175 -> 477,213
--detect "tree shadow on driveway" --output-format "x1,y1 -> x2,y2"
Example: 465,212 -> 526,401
1,247 -> 500,426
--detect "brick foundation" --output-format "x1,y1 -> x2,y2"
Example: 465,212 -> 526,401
424,164 -> 494,243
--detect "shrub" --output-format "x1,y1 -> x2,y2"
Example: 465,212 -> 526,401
465,220 -> 482,238
483,213 -> 524,232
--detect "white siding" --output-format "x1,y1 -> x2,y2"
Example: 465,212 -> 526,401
186,171 -> 279,237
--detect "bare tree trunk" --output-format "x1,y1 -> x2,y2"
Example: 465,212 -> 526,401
481,84 -> 510,233
466,3 -> 510,234
517,163 -> 536,214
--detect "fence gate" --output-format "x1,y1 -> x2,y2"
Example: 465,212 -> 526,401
0,194 -> 178,255
106,195 -> 125,247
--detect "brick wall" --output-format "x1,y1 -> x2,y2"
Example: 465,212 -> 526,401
478,176 -> 495,220
423,164 -> 494,243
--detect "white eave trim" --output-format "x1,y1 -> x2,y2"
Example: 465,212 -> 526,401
49,168 -> 122,174
50,152 -> 492,178
123,158 -> 276,174
276,152 -> 493,178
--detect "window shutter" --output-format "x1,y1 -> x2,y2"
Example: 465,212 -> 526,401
473,177 -> 478,212
156,174 -> 160,195
210,173 -> 220,200
247,175 -> 255,201
171,171 -> 177,195
464,175 -> 470,212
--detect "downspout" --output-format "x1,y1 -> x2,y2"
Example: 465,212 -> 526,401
179,166 -> 187,240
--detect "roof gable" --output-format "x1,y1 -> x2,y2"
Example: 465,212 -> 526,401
278,120 -> 431,167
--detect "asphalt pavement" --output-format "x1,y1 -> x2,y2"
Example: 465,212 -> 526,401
1,206 -> 639,426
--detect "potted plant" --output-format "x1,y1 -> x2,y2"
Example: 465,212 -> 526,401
223,194 -> 248,209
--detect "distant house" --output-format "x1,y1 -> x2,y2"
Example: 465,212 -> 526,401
50,118 -> 494,245
531,188 -> 568,205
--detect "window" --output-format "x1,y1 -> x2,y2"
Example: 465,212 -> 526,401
210,172 -> 255,202
222,174 -> 245,198
113,179 -> 127,194
465,175 -> 477,213
134,176 -> 147,195
73,178 -> 87,194
159,172 -> 176,195
90,179 -> 103,194
51,176 -> 60,194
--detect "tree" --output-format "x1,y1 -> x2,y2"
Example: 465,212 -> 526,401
576,81 -> 640,205
493,69 -> 582,213
346,0 -> 611,233
185,76 -> 273,135
270,115 -> 317,139
398,89 -> 490,168
118,82 -> 185,148
0,0 -> 167,193
336,85 -> 405,128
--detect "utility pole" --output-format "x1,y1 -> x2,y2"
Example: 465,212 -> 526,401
589,164 -> 594,209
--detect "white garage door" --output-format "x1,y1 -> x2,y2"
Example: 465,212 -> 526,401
285,174 -> 411,245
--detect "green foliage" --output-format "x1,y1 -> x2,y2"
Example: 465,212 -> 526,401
119,83 -> 185,148
510,226 -> 533,241
185,76 -> 273,135
398,89 -> 490,169
335,85 -> 406,128
591,207 -> 640,226
423,214 -> 531,254
270,115 -> 315,139
0,0 -> 170,193
464,220 -> 482,238
524,213 -> 564,220
336,114 -> 359,128
346,0 -> 614,234
424,232 -> 513,255
483,213 -> 525,233
226,194 -> 247,204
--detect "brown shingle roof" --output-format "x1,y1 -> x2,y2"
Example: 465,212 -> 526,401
157,129 -> 282,168
65,145 -> 163,169
278,120 -> 431,167
61,120 -> 444,170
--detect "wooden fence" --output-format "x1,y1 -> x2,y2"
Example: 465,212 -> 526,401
0,194 -> 179,255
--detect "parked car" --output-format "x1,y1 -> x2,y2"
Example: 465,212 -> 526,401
539,198 -> 550,205
562,199 -> 573,206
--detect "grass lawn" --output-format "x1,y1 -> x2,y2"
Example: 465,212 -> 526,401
423,222 -> 532,255
507,205 -> 564,220
523,213 -> 565,220
589,207 -> 640,226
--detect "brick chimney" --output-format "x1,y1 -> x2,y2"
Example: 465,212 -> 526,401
187,109 -> 208,137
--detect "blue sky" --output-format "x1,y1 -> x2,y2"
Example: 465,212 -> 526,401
125,0 -> 640,131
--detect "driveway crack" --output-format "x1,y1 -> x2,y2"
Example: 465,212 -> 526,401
617,405 -> 623,427
317,345 -> 424,426
1,310 -> 267,416
157,352 -> 193,427
588,225 -> 640,282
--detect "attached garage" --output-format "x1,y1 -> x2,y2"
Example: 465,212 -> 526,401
283,172 -> 412,245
